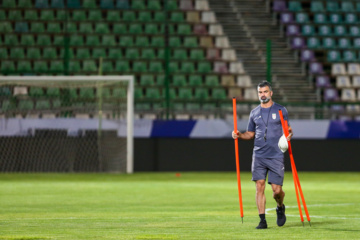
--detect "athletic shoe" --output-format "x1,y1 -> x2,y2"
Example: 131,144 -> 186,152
256,220 -> 268,229
276,204 -> 286,227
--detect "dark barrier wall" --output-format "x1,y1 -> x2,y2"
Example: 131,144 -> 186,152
134,139 -> 360,172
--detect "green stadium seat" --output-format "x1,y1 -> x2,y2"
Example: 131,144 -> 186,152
15,22 -> 29,33
345,13 -> 357,24
288,1 -> 302,11
326,1 -> 339,12
80,88 -> 95,99
30,22 -> 44,32
68,0 -> 81,8
113,23 -> 127,34
2,0 -> 16,7
157,49 -> 165,59
107,10 -> 121,21
10,48 -> 25,59
56,10 -> 66,20
129,23 -> 143,34
27,47 -> 41,59
125,48 -> 139,59
343,50 -> 357,62
173,49 -> 187,60
311,1 -> 325,12
36,35 -> 52,46
88,10 -> 102,21
334,25 -> 347,36
140,75 -> 155,85
323,37 -> 336,49
198,62 -> 212,73
123,11 -> 136,21
202,103 -> 216,111
349,26 -> 360,37
155,75 -> 164,86
301,24 -> 315,36
188,75 -> 202,86
76,48 -> 91,59
51,0 -> 65,8
177,24 -> 192,35
327,50 -> 341,62
194,87 -> 209,100
47,23 -> 61,33
148,0 -> 161,10
92,48 -> 106,59
102,61 -> 113,72
169,37 -> 181,47
329,13 -> 342,24
72,10 -> 86,21
83,60 -> 97,72
101,35 -> 116,46
36,100 -> 51,110
205,75 -> 219,86
185,103 -> 201,111
169,61 -> 179,73
190,49 -> 204,60
69,60 -> 81,72
307,37 -> 320,49
85,35 -> 100,47
0,22 -> 13,33
134,88 -> 144,99
173,75 -> 187,86
342,1 -> 355,12
338,38 -> 351,49
0,11 -> 5,21
132,61 -> 147,72
119,36 -> 134,47
178,88 -> 193,100
33,60 -> 48,72
108,48 -> 122,59
314,13 -> 327,24
116,0 -> 129,9
319,25 -> 332,36
53,36 -> 65,46
47,87 -> 60,97
9,10 -> 22,21
144,24 -> 158,34
170,12 -> 184,22
43,47 -> 57,59
40,10 -> 55,20
66,22 -> 77,33
18,100 -> 34,111
83,0 -> 97,8
138,11 -> 152,21
184,37 -> 198,47
101,0 -> 114,9
141,48 -> 156,59
112,87 -> 126,98
181,62 -> 195,73
95,23 -> 110,34
154,12 -> 165,21
17,60 -> 32,72
132,0 -> 146,9
295,12 -> 309,24
353,38 -> 360,49
212,88 -> 227,100
50,61 -> 64,72
149,61 -> 163,72
151,36 -> 164,47
0,48 -> 8,59
145,88 -> 161,99
166,0 -> 178,10
163,87 -> 176,100
79,23 -> 93,33
60,48 -> 75,58
135,36 -> 149,47
0,87 -> 12,97
5,35 -> 19,46
1,61 -> 15,72
115,60 -> 130,72
19,0 -> 33,8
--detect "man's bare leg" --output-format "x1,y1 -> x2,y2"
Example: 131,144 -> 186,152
271,183 -> 286,226
255,180 -> 267,229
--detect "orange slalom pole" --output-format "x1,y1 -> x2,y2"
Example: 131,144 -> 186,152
232,98 -> 244,223
284,120 -> 311,226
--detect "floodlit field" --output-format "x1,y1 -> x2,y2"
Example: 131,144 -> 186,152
0,172 -> 359,240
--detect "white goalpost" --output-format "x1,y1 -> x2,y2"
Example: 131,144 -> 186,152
0,75 -> 134,173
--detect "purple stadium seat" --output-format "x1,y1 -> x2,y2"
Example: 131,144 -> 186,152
287,24 -> 299,36
324,88 -> 339,101
193,24 -> 207,35
309,62 -> 324,74
273,0 -> 286,12
301,49 -> 315,62
281,12 -> 294,24
292,37 -> 305,49
214,62 -> 228,73
207,48 -> 220,60
180,0 -> 193,10
316,76 -> 331,88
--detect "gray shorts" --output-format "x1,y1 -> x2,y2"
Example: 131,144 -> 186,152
251,156 -> 285,186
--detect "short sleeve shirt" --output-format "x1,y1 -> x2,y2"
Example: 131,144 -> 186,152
247,102 -> 289,159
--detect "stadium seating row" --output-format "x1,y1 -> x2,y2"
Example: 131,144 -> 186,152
274,0 -> 360,13
281,12 -> 360,25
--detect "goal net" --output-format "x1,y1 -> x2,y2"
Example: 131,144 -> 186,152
0,75 -> 134,173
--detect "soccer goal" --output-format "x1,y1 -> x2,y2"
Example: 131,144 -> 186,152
0,75 -> 134,173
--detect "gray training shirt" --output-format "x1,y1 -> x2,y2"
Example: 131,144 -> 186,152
247,102 -> 289,159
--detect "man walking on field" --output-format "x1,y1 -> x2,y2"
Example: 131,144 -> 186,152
232,81 -> 293,229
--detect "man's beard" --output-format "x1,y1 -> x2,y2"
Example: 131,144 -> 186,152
259,96 -> 271,103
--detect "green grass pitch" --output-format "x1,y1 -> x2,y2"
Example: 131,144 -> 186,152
0,172 -> 359,239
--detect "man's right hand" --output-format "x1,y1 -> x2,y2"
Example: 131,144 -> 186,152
232,130 -> 240,139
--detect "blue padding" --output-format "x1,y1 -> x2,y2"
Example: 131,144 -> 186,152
150,120 -> 196,138
327,121 -> 360,139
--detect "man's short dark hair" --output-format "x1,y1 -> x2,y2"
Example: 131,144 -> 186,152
257,81 -> 272,91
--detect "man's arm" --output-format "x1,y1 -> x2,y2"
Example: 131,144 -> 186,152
232,130 -> 255,140
287,126 -> 293,141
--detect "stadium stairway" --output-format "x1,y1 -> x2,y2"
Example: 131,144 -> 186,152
208,0 -> 318,106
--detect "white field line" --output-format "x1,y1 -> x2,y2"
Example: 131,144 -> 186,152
265,203 -> 360,220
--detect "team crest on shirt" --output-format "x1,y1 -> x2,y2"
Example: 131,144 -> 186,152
272,113 -> 276,119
